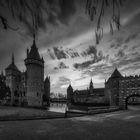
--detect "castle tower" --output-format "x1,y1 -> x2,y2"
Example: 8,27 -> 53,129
5,54 -> 21,104
105,68 -> 123,106
44,76 -> 50,106
67,84 -> 73,104
24,39 -> 44,107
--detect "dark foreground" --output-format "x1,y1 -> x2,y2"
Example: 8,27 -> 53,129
0,106 -> 140,140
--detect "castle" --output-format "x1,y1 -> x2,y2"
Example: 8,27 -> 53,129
0,39 -> 50,107
67,79 -> 105,105
67,68 -> 140,109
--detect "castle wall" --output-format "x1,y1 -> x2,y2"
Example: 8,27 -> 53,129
26,63 -> 44,106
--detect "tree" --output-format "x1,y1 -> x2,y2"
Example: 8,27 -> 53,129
86,0 -> 124,44
0,0 -> 124,44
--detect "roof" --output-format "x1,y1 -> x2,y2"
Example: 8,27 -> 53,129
5,63 -> 19,71
74,88 -> 105,97
45,76 -> 50,83
74,90 -> 89,95
5,54 -> 19,72
93,88 -> 104,93
110,68 -> 123,79
27,39 -> 41,60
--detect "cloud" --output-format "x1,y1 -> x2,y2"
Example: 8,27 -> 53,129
110,37 -> 124,49
49,47 -> 79,60
81,45 -> 97,57
65,48 -> 79,58
124,33 -> 138,43
59,76 -> 71,83
73,46 -> 104,70
53,47 -> 69,59
81,63 -> 113,80
115,49 -> 125,58
54,62 -> 69,70
47,49 -> 56,59
73,60 -> 93,70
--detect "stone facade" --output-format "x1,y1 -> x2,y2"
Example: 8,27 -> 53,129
3,39 -> 50,107
67,68 -> 140,109
105,68 -> 140,109
24,39 -> 44,106
67,79 -> 106,104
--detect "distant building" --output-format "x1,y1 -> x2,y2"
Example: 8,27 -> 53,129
3,39 -> 50,107
67,68 -> 140,107
0,72 -> 10,102
67,79 -> 106,104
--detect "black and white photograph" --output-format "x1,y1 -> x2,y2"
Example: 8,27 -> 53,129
0,0 -> 140,140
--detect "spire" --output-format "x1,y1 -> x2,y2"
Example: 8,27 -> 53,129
90,78 -> 93,84
26,48 -> 29,57
27,37 -> 41,60
33,33 -> 36,46
89,78 -> 94,90
41,56 -> 44,62
12,53 -> 14,64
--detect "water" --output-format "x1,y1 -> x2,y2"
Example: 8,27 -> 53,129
48,103 -> 67,113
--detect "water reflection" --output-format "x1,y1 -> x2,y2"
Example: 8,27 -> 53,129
48,103 -> 67,113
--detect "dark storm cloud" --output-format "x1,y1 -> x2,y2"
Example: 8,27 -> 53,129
54,62 -> 69,70
81,46 -> 97,57
53,47 -> 68,59
110,37 -> 124,49
124,33 -> 138,43
65,48 -> 79,58
115,49 -> 125,58
73,60 -> 93,70
13,0 -> 77,37
73,47 -> 105,70
49,47 -> 79,60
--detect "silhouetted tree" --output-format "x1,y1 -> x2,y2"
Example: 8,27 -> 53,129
0,0 -> 124,43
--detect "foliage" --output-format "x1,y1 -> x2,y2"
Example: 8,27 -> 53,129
86,0 -> 124,44
0,0 -> 125,44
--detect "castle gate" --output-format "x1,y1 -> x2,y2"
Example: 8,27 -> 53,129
119,76 -> 140,109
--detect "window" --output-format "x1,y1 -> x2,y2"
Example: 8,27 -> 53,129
37,92 -> 39,97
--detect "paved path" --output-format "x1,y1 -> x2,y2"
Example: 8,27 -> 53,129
0,107 -> 140,140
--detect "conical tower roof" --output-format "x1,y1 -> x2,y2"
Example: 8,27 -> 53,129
110,68 -> 123,78
5,54 -> 19,71
27,39 -> 41,60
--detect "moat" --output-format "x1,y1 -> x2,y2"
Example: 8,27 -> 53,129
48,103 -> 66,113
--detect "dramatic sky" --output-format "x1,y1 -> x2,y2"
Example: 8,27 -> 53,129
0,0 -> 140,94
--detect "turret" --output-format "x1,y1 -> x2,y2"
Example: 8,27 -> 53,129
24,38 -> 44,107
89,78 -> 94,94
12,53 -> 14,64
67,84 -> 73,103
44,76 -> 50,106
